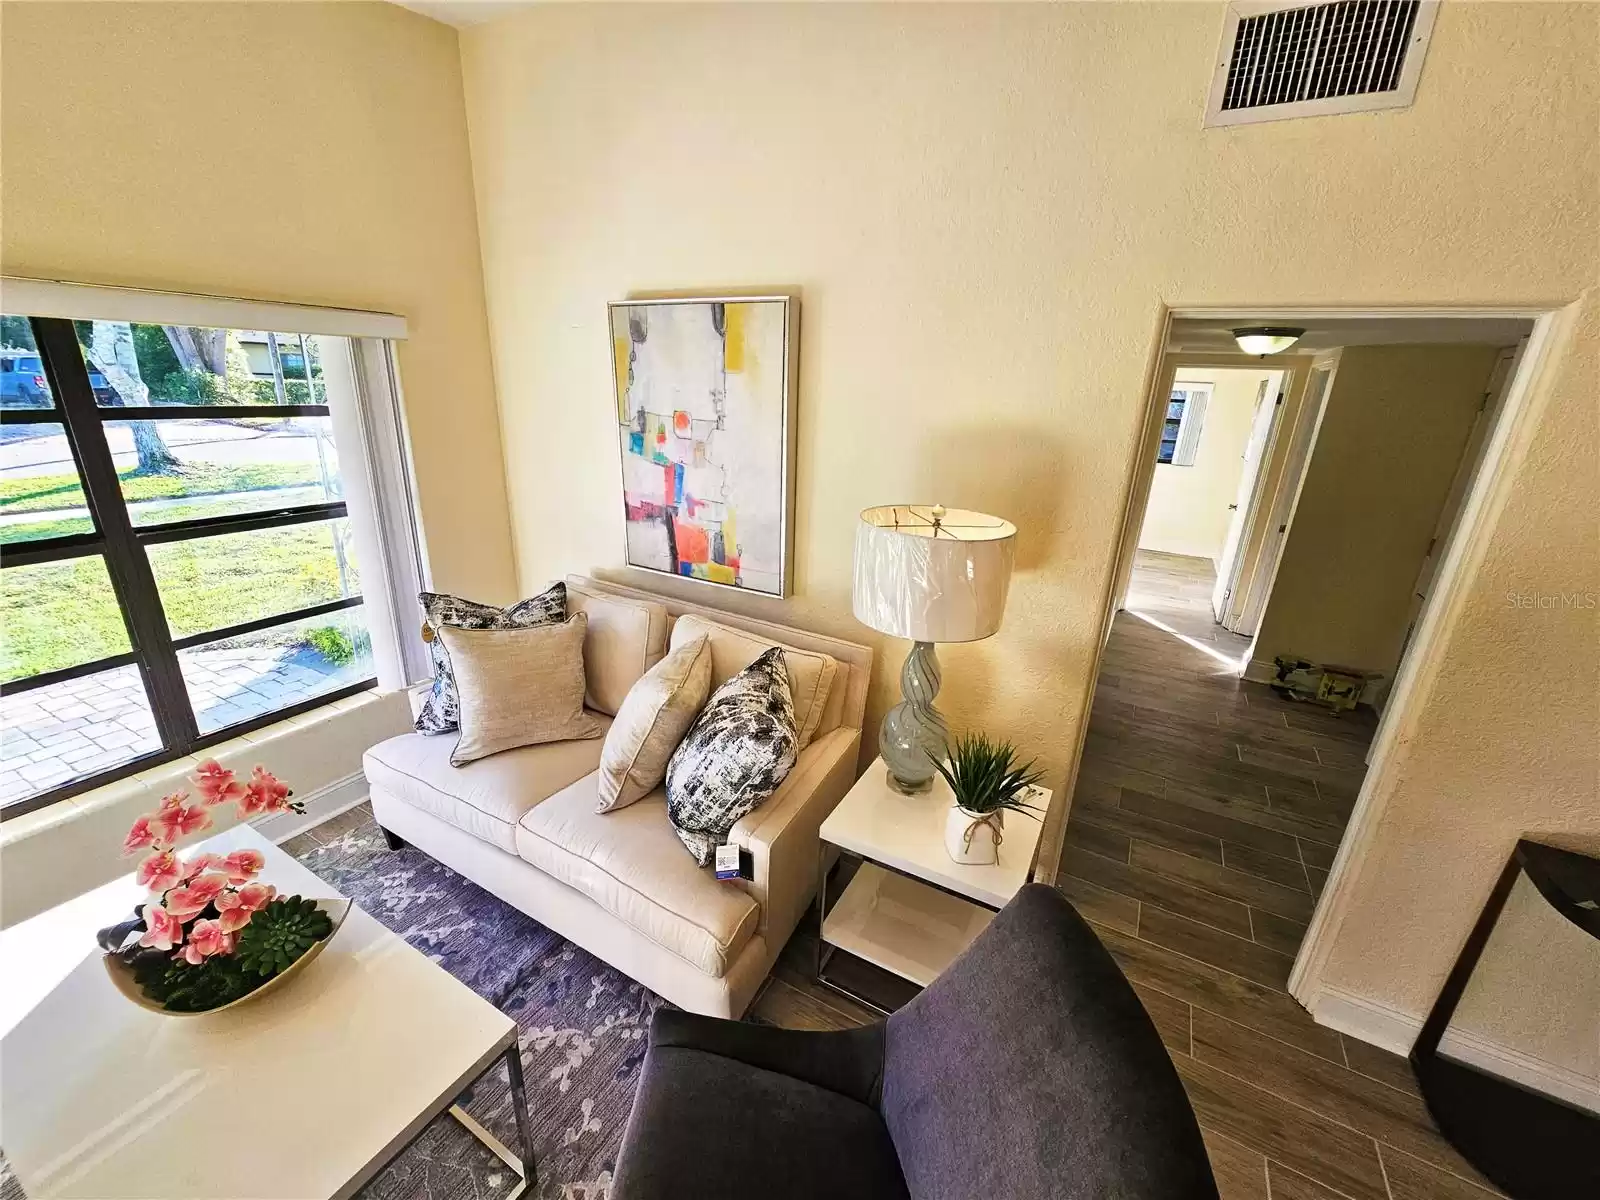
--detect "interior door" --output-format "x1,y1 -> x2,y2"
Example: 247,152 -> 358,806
1212,375 -> 1283,622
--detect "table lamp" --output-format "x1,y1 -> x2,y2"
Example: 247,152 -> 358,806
852,504 -> 1018,793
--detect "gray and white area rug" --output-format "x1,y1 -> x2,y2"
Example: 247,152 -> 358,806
295,807 -> 663,1200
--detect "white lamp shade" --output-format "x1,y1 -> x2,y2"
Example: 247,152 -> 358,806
852,505 -> 1017,643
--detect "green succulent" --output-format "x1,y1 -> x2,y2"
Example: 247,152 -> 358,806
235,896 -> 334,978
935,732 -> 1046,818
133,949 -> 254,1013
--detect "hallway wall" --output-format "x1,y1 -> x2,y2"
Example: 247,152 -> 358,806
1253,344 -> 1503,686
1140,367 -> 1278,564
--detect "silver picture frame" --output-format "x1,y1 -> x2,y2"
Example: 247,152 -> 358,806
606,294 -> 798,598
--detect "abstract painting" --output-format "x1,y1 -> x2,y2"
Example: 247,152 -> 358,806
609,296 -> 796,596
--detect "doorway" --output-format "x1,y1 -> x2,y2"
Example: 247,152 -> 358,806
1056,310 -> 1543,990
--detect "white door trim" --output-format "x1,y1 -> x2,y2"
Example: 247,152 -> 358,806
1284,307 -> 1563,1018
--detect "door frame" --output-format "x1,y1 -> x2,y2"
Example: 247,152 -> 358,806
1060,303 -> 1561,1033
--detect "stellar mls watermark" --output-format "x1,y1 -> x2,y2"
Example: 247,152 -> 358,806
1505,590 -> 1598,610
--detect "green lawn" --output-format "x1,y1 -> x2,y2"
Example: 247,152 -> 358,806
1,464 -> 356,682
0,463 -> 322,544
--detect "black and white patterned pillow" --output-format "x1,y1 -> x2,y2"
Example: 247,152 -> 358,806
414,582 -> 567,735
664,647 -> 798,866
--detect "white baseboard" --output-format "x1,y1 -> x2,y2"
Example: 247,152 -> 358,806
1310,985 -> 1421,1056
1243,657 -> 1278,684
1436,1027 -> 1600,1115
1311,985 -> 1599,1113
251,772 -> 369,845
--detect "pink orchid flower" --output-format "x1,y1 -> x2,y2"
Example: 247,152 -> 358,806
139,902 -> 184,952
178,919 -> 232,965
122,816 -> 156,856
219,848 -> 265,884
237,766 -> 293,818
164,872 -> 231,918
136,849 -> 184,895
148,793 -> 212,844
178,852 -> 226,882
192,760 -> 247,808
215,881 -> 277,933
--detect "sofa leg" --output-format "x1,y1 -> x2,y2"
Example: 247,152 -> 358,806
379,826 -> 407,851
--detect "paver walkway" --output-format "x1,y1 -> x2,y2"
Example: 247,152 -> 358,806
1,646 -> 366,808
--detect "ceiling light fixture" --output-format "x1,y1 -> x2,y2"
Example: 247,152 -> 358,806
1232,326 -> 1306,356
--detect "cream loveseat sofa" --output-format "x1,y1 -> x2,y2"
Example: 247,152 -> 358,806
363,576 -> 873,1018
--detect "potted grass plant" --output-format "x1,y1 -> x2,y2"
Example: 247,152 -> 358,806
933,732 -> 1046,866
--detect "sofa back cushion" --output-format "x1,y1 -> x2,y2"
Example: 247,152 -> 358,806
668,614 -> 837,750
566,579 -> 671,715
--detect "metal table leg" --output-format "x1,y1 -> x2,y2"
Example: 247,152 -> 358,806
447,1040 -> 537,1198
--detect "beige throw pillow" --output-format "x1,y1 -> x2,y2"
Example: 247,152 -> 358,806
440,615 -> 607,766
595,635 -> 712,812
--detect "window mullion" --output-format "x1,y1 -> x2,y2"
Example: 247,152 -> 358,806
30,318 -> 200,749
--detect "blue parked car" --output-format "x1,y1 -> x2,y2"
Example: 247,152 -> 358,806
1,350 -> 50,407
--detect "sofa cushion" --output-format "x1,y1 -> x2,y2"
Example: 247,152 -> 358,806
668,614 -> 838,750
566,578 -> 671,716
515,775 -> 760,977
364,724 -> 611,854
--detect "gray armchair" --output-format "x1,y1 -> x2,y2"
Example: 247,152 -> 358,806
613,883 -> 1219,1199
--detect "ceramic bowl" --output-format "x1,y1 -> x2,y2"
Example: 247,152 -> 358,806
103,897 -> 352,1017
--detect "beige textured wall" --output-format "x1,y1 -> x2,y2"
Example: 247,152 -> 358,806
1253,344 -> 1502,683
461,1 -> 1598,1026
1139,367 -> 1277,564
1317,292 -> 1600,1025
0,0 -> 516,602
461,1 -> 1595,770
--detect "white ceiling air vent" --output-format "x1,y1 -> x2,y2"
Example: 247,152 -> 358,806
1204,0 -> 1439,127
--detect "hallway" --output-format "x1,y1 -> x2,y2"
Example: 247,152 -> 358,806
1063,550 -> 1378,987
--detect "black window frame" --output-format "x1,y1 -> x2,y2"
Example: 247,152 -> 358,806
1156,388 -> 1188,465
1,317 -> 376,820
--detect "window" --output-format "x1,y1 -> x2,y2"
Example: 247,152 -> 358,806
2,315 -> 387,815
1156,383 -> 1212,467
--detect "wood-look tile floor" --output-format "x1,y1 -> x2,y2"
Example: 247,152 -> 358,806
754,552 -> 1505,1200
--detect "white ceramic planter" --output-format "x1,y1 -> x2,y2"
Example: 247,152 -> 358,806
945,805 -> 1003,866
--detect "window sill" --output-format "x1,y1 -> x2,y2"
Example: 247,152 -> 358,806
0,688 -> 411,929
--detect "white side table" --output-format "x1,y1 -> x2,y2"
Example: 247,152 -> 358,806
816,757 -> 1050,1012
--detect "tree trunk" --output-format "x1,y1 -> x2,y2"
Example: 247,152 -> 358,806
163,326 -> 227,376
89,321 -> 178,474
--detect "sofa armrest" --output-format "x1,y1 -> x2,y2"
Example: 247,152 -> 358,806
728,726 -> 860,943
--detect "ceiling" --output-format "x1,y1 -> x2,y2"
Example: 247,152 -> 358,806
389,1 -> 527,28
1168,316 -> 1533,354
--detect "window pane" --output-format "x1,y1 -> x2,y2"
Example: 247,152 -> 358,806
0,422 -> 94,543
1167,400 -> 1187,419
103,417 -> 341,526
1,556 -> 131,683
179,606 -> 373,735
0,664 -> 161,807
0,316 -> 53,410
146,517 -> 360,641
78,323 -> 325,408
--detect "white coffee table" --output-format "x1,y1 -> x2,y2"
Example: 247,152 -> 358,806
816,757 -> 1050,1011
0,826 -> 535,1200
